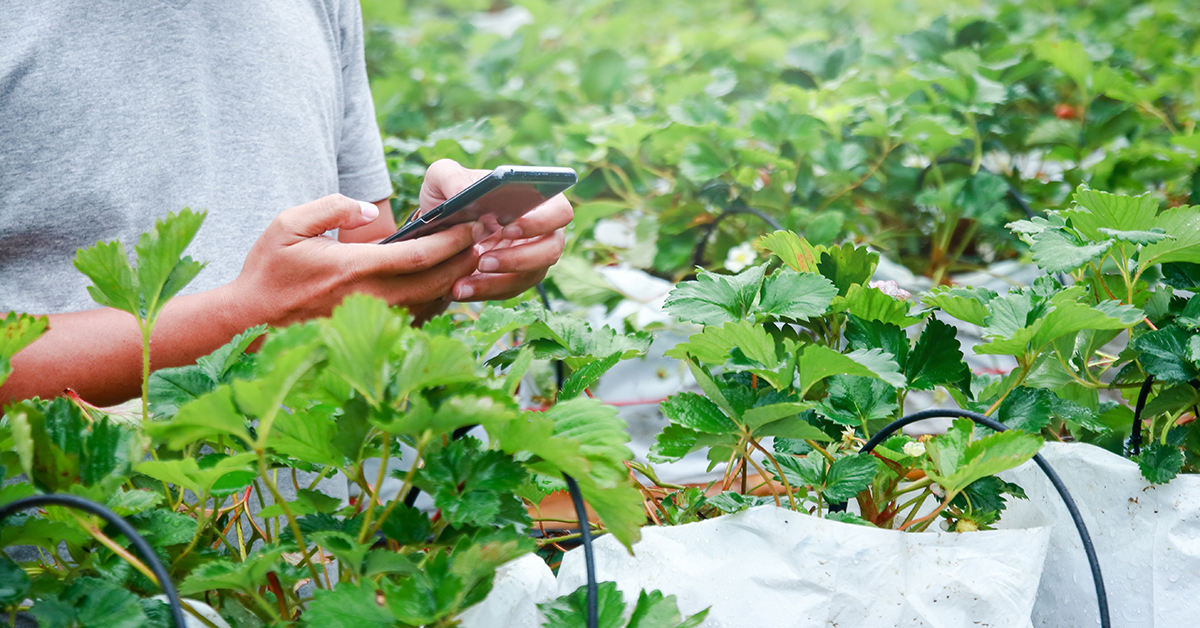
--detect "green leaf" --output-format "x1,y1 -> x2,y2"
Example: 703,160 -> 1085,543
1065,186 -> 1158,242
1099,227 -> 1173,245
979,293 -> 1141,357
1133,326 -> 1200,383
757,270 -> 838,321
395,333 -> 479,399
823,455 -> 879,503
742,402 -> 813,431
493,398 -> 642,549
560,353 -> 621,401
72,240 -> 139,316
906,318 -> 970,391
775,454 -> 823,487
44,577 -> 150,628
664,266 -> 766,325
379,504 -> 433,545
104,490 -> 163,517
684,360 -> 740,421
305,581 -> 393,628
816,243 -> 879,296
1141,205 -> 1200,267
628,589 -> 711,628
994,387 -> 1056,433
679,143 -> 729,181
144,387 -> 252,449
321,294 -> 406,405
416,438 -> 528,528
649,424 -> 703,463
755,231 -> 822,273
818,376 -> 897,427
661,392 -> 738,435
128,509 -> 197,548
796,345 -> 904,395
0,555 -> 30,606
540,582 -> 628,628
844,316 -> 908,370
547,257 -> 621,306
1162,262 -> 1200,290
705,491 -> 766,515
136,454 -> 255,497
839,284 -> 922,327
268,405 -> 342,466
921,286 -> 997,326
134,208 -> 207,320
580,49 -> 627,102
234,341 -> 323,447
1137,442 -> 1185,484
926,422 -> 1042,495
382,552 -> 463,625
0,313 -> 49,388
1029,229 -> 1114,273
177,550 -> 284,595
1033,39 -> 1092,92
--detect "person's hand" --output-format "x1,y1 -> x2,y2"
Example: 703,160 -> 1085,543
223,194 -> 479,328
418,159 -> 572,302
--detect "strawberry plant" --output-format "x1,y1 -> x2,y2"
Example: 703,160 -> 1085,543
0,211 -> 702,628
633,234 -> 1042,531
928,185 -> 1200,484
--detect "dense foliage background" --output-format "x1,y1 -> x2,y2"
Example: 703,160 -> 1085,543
362,0 -> 1200,286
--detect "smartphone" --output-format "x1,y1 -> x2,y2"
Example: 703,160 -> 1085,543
379,165 -> 577,245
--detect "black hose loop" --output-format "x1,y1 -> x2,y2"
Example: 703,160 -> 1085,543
691,205 -> 784,270
854,408 -> 1109,628
1129,376 -> 1154,456
0,494 -> 188,628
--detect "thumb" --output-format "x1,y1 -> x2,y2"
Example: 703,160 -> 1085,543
270,194 -> 379,242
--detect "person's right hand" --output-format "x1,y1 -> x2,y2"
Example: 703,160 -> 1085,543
222,194 -> 480,328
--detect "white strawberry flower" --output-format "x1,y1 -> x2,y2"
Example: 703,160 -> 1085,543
903,440 -> 926,457
724,242 -> 757,272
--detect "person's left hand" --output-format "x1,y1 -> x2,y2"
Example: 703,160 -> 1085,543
419,159 -> 572,302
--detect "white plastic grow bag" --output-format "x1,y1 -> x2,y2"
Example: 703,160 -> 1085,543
458,554 -> 556,628
555,504 -> 1051,628
1002,442 -> 1200,627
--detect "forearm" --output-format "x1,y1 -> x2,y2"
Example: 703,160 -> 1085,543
0,283 -> 247,408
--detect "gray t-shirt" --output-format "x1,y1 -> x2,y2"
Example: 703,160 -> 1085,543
0,0 -> 393,314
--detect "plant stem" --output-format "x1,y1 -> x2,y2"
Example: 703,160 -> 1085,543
358,432 -> 391,544
256,453 -> 325,589
748,439 -> 799,511
898,491 -> 954,531
805,440 -> 837,463
367,435 -> 429,539
70,511 -> 159,585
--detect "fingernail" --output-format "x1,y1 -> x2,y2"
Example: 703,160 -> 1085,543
479,256 -> 499,272
471,222 -> 486,242
456,284 -> 473,300
502,225 -> 522,239
357,200 -> 379,221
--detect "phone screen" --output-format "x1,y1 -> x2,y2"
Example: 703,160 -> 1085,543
380,166 -> 576,245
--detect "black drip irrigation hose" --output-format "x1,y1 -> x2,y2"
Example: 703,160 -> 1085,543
403,285 -> 597,627
0,494 -> 188,628
691,205 -> 784,270
1128,376 -> 1200,456
537,283 -> 598,628
1128,376 -> 1155,456
839,409 -> 1109,628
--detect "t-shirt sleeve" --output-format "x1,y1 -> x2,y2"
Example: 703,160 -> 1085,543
335,0 -> 393,202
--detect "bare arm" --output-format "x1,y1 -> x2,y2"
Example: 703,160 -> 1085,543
0,194 -> 477,407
